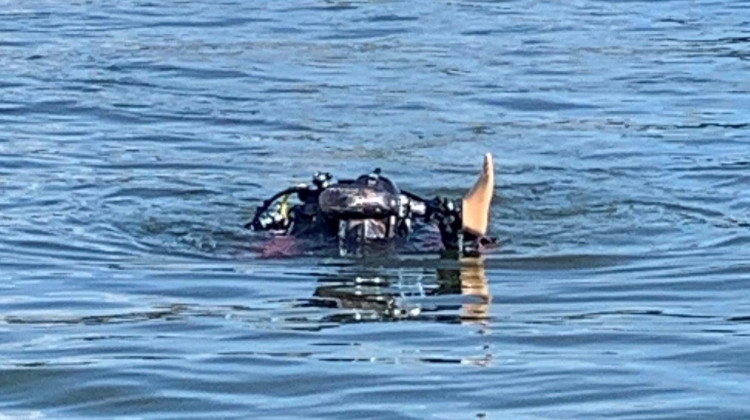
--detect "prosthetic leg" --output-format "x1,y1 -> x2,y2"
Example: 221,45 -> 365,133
462,153 -> 494,236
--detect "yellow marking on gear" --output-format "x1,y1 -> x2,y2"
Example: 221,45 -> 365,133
280,194 -> 290,220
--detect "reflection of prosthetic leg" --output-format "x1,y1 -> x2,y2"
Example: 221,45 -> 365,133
459,257 -> 492,366
459,257 -> 490,323
435,257 -> 491,323
434,257 -> 492,366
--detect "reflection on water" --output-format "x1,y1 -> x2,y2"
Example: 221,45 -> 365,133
2,258 -> 491,331
2,258 -> 495,371
306,257 -> 491,325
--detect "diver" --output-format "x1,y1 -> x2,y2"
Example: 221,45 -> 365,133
246,153 -> 495,257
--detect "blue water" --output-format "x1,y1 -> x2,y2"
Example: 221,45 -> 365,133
2,1 -> 750,418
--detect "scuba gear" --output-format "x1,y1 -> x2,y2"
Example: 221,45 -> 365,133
247,169 -> 490,256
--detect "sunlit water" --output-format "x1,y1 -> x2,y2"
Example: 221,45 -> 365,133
2,1 -> 750,418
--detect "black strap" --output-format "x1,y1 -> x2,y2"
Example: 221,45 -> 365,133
245,186 -> 307,230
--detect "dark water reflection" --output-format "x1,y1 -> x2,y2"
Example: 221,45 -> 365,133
305,258 -> 491,327
2,0 -> 750,418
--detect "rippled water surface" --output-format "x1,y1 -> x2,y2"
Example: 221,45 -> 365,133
2,1 -> 750,418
